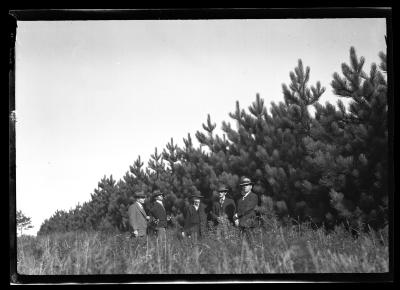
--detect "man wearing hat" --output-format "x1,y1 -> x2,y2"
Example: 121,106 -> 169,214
149,190 -> 168,243
210,184 -> 236,225
128,191 -> 150,244
233,177 -> 259,242
182,192 -> 208,241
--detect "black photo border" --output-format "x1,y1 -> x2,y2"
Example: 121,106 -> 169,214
8,7 -> 394,284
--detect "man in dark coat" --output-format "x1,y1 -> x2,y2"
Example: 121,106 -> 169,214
233,177 -> 258,245
149,190 -> 168,243
210,184 -> 236,225
128,191 -> 150,244
181,193 -> 208,241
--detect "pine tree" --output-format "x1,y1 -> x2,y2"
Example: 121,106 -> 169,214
195,114 -> 216,153
330,47 -> 387,228
147,147 -> 167,189
305,47 -> 388,229
85,175 -> 117,230
17,210 -> 33,236
162,138 -> 178,171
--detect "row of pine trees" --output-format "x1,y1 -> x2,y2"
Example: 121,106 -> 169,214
37,47 -> 389,236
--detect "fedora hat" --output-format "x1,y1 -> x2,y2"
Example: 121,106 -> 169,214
190,192 -> 204,199
134,191 -> 146,198
152,189 -> 164,198
239,177 -> 253,186
217,184 -> 229,192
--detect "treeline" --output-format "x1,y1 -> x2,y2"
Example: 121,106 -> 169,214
38,47 -> 389,236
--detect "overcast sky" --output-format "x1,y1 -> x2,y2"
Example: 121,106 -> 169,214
15,19 -> 386,235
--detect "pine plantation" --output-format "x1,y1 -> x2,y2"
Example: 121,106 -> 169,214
36,47 -> 389,236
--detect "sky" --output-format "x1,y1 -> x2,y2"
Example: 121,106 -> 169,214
15,19 -> 386,235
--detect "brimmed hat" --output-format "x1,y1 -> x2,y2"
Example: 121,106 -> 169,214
134,191 -> 146,198
239,177 -> 253,186
152,190 -> 164,198
217,184 -> 229,192
190,193 -> 204,199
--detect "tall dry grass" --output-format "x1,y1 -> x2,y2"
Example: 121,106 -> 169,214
17,216 -> 389,274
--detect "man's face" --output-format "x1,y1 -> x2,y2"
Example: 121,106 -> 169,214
193,198 -> 200,207
156,195 -> 163,201
218,191 -> 227,199
137,197 -> 145,204
241,184 -> 252,195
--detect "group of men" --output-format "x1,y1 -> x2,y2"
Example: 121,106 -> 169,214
128,176 -> 258,243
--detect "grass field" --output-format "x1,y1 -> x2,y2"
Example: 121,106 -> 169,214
16,216 -> 389,274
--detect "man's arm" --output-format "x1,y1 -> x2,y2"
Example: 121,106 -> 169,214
182,204 -> 188,218
249,193 -> 258,208
225,200 -> 236,219
200,203 -> 208,224
128,205 -> 138,233
229,199 -> 236,213
209,202 -> 219,221
183,205 -> 192,231
149,204 -> 161,226
149,204 -> 157,219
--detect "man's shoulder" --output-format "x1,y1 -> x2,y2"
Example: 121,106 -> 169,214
250,192 -> 258,199
223,198 -> 234,205
152,202 -> 163,210
128,203 -> 137,215
185,204 -> 194,212
225,197 -> 235,203
129,202 -> 139,210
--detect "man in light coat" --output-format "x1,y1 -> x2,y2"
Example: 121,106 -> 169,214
128,191 -> 150,244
